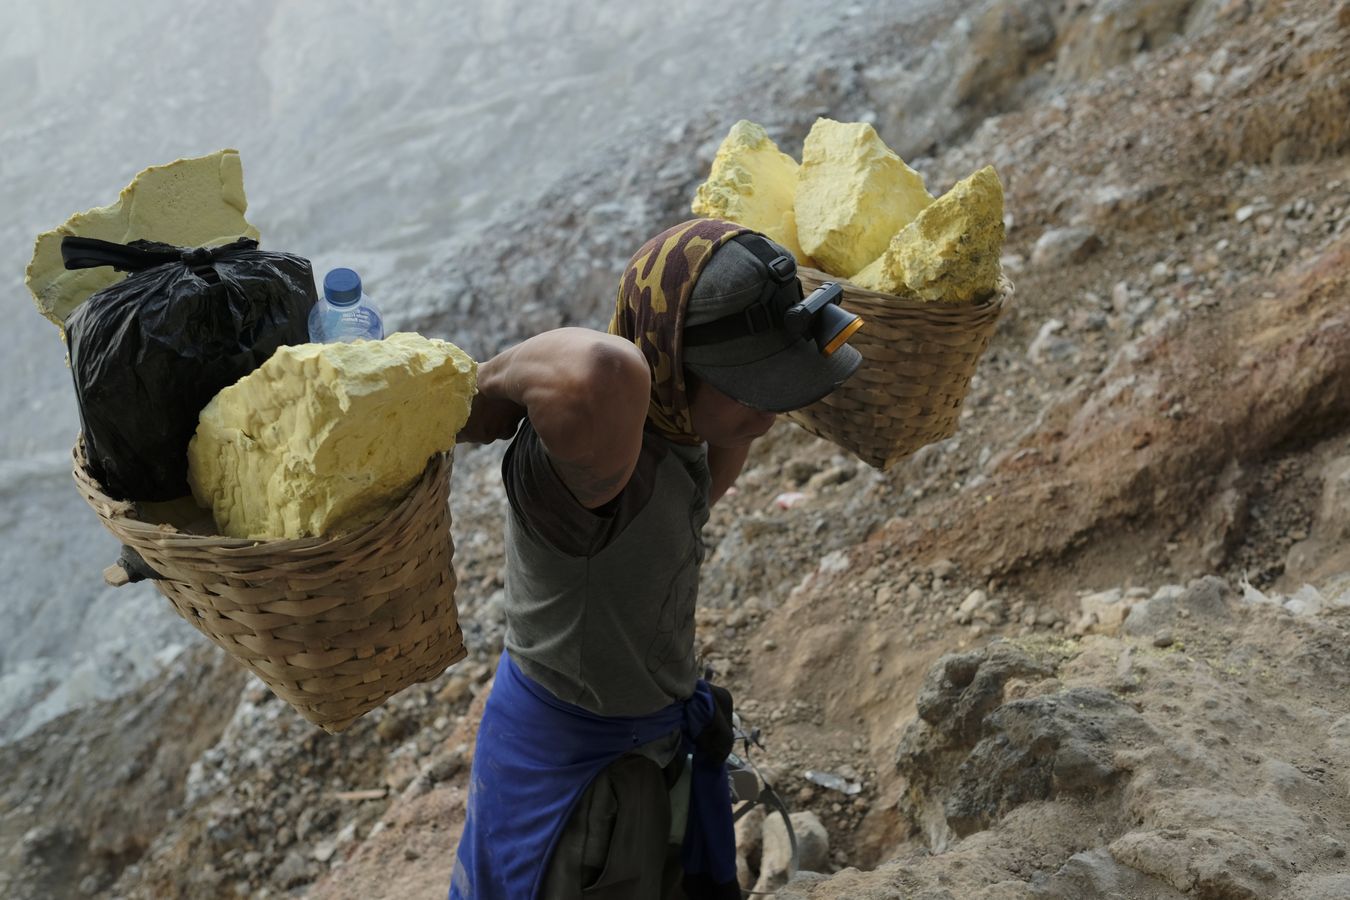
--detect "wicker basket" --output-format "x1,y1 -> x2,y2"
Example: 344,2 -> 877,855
787,267 -> 1013,470
72,443 -> 467,733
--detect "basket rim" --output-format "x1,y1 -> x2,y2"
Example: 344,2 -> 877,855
799,265 -> 1014,314
72,439 -> 453,553
784,270 -> 1014,471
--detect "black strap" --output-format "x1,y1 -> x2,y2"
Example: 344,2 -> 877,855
683,235 -> 801,347
61,235 -> 259,273
734,233 -> 797,284
683,301 -> 775,346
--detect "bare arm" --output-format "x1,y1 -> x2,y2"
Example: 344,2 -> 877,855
707,443 -> 752,507
457,328 -> 651,508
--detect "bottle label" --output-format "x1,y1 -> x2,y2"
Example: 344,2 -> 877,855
339,307 -> 382,335
310,301 -> 384,342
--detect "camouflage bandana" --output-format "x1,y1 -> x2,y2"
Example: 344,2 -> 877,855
608,218 -> 749,445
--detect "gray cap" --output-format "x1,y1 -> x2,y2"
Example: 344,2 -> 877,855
684,235 -> 862,412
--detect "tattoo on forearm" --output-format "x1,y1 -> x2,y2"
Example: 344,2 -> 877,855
549,456 -> 629,507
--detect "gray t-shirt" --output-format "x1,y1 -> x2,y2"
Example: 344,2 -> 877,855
501,420 -> 711,717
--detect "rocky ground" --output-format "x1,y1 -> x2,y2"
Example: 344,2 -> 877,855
3,0 -> 1349,897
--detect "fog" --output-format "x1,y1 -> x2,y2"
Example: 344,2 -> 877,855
0,0 -> 865,741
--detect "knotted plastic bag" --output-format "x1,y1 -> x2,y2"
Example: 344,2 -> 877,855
63,236 -> 316,501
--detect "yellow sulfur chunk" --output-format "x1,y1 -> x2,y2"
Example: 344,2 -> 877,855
187,333 -> 477,540
25,149 -> 260,329
795,118 -> 933,278
691,120 -> 810,262
851,165 -> 1005,303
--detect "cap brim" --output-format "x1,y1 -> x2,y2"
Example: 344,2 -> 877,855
687,339 -> 863,413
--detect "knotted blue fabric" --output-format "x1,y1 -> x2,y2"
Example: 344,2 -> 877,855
449,652 -> 737,899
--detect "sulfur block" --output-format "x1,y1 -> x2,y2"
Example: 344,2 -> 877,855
25,149 -> 260,328
187,333 -> 477,540
851,165 -> 1005,303
691,120 -> 810,262
795,118 -> 933,278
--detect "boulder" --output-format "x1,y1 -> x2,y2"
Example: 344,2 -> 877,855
754,810 -> 829,893
1032,848 -> 1188,899
1123,577 -> 1229,636
1030,227 -> 1102,268
1055,0 -> 1199,84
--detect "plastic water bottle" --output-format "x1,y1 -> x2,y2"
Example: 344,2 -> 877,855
308,267 -> 385,343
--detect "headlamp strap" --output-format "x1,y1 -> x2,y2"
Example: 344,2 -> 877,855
735,233 -> 798,284
683,234 -> 801,347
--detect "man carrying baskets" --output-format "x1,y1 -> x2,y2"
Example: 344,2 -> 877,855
451,218 -> 863,900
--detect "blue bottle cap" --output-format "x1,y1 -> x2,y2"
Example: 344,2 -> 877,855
323,268 -> 362,305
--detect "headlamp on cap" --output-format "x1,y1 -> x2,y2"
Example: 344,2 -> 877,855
784,281 -> 864,356
683,235 -> 864,357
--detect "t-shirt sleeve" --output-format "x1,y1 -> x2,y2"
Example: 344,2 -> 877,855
501,419 -> 661,558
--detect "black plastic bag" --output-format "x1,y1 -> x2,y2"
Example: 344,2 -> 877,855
63,236 -> 316,501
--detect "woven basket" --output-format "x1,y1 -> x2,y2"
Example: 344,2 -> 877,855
786,267 -> 1013,470
72,443 -> 467,733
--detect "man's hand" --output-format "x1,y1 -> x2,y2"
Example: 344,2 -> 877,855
457,393 -> 525,445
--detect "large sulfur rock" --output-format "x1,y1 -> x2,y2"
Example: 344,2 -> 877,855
851,165 -> 1005,302
691,120 -> 810,262
794,118 -> 933,278
25,149 -> 260,328
187,333 -> 477,540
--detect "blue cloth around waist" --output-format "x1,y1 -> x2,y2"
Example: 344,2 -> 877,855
449,652 -> 735,900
